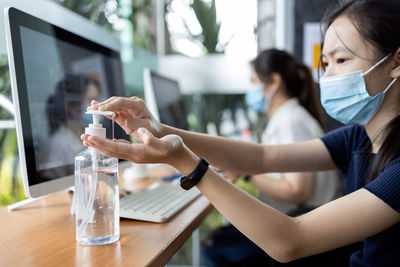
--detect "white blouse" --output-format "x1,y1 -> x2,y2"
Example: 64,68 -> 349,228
260,98 -> 342,213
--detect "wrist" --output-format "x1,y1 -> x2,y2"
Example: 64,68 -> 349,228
171,145 -> 200,176
180,157 -> 209,190
158,123 -> 168,138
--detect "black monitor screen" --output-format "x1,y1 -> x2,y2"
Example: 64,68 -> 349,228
8,8 -> 128,185
150,72 -> 188,130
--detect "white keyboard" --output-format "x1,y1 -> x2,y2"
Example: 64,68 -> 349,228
119,182 -> 202,223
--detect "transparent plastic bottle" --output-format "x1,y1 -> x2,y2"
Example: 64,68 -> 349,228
74,111 -> 119,245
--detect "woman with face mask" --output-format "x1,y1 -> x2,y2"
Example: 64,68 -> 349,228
246,49 -> 341,214
82,0 -> 400,266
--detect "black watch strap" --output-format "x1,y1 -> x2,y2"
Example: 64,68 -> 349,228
180,158 -> 210,190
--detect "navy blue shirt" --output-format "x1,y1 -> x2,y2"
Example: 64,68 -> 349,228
321,124 -> 400,267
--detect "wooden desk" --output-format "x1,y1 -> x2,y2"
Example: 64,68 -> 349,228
0,165 -> 213,267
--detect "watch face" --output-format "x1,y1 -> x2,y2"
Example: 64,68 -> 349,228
180,176 -> 195,190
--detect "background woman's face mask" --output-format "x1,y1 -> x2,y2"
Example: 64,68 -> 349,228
245,84 -> 275,113
245,84 -> 266,112
319,54 -> 397,125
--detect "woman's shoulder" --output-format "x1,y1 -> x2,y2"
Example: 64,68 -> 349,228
266,100 -> 323,142
323,124 -> 369,146
364,157 -> 400,213
272,99 -> 310,122
275,100 -> 321,130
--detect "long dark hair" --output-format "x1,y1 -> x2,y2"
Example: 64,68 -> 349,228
321,0 -> 400,182
251,49 -> 324,127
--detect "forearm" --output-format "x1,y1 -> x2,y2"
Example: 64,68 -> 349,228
161,124 -> 266,174
251,173 -> 314,205
161,125 -> 336,174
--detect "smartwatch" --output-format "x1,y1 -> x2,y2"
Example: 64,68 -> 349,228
180,158 -> 210,190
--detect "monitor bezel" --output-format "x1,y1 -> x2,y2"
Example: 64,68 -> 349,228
144,69 -> 188,130
4,7 -> 124,198
144,68 -> 185,121
143,68 -> 160,122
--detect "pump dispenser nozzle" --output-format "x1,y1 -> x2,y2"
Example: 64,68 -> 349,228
85,110 -> 115,138
84,110 -> 115,171
93,114 -> 100,125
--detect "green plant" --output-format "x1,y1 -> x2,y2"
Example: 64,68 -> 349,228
0,55 -> 24,207
53,0 -> 157,52
165,0 -> 229,55
52,0 -> 118,32
191,0 -> 222,54
0,130 -> 24,206
129,0 -> 157,52
0,55 -> 12,120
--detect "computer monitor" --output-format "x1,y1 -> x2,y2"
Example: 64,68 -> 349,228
4,7 -> 128,198
143,68 -> 188,130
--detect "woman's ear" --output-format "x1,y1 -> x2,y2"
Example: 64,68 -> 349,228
268,73 -> 283,91
390,48 -> 400,78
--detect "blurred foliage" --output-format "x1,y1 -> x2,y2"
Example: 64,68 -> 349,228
129,0 -> 157,52
183,93 -> 249,135
191,0 -> 223,54
166,0 -> 228,55
0,55 -> 24,207
0,130 -> 24,206
53,0 -> 157,51
52,0 -> 118,32
235,177 -> 259,198
0,55 -> 12,120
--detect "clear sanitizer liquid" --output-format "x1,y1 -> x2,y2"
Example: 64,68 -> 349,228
74,110 -> 119,245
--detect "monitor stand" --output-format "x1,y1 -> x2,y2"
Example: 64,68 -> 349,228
7,186 -> 75,211
7,195 -> 49,211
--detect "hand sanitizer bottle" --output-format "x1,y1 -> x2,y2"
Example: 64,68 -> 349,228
75,110 -> 119,245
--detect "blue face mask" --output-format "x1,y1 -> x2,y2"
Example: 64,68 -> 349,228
245,85 -> 275,113
246,85 -> 265,112
320,54 -> 397,125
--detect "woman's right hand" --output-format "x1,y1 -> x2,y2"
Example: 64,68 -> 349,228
88,97 -> 164,140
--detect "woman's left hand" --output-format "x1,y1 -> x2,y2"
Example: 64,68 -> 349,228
81,127 -> 199,174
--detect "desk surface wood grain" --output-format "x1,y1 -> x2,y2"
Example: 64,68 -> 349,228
0,164 -> 212,267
